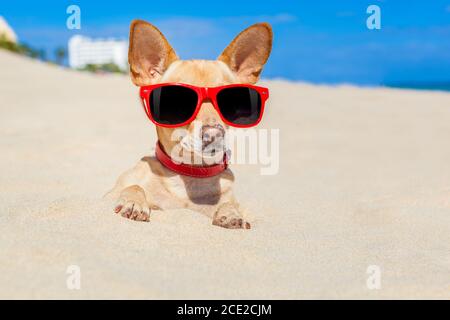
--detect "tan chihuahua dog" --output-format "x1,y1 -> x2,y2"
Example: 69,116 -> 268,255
106,20 -> 272,229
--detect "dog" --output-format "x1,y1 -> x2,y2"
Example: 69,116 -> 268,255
106,20 -> 272,229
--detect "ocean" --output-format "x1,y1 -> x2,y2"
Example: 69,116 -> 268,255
385,82 -> 450,92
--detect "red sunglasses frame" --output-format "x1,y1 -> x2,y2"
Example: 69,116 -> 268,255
139,83 -> 269,128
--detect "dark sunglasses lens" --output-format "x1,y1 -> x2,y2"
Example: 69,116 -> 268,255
216,87 -> 262,125
149,86 -> 198,125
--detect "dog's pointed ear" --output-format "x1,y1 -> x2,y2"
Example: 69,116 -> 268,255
128,20 -> 178,86
218,23 -> 272,84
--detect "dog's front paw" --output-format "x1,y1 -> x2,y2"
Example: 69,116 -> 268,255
212,202 -> 251,229
114,185 -> 150,222
115,200 -> 150,222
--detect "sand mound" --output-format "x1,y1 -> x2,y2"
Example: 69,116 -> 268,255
1,49 -> 450,298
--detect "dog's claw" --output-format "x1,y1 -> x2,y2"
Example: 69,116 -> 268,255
117,204 -> 149,222
114,187 -> 151,222
212,202 -> 251,229
213,214 -> 251,230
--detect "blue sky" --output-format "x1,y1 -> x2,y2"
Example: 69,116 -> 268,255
2,0 -> 450,85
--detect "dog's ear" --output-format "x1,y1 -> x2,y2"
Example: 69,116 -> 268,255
218,23 -> 272,84
128,20 -> 178,86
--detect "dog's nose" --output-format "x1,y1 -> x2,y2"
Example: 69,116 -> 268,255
201,124 -> 225,148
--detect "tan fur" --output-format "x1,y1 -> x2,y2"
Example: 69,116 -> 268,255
106,20 -> 272,229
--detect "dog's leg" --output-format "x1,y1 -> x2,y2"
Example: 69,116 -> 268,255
212,201 -> 251,229
114,185 -> 153,222
105,160 -> 161,222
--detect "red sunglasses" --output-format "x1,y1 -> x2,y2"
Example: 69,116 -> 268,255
139,83 -> 269,128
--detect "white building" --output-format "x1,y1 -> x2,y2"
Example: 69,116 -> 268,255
68,35 -> 128,71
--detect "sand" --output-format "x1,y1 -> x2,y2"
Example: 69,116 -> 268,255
1,49 -> 450,299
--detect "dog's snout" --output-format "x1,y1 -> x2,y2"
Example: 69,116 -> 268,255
201,124 -> 225,147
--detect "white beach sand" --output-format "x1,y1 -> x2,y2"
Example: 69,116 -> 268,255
1,49 -> 450,299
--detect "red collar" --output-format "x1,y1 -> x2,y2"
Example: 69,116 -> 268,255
155,141 -> 228,178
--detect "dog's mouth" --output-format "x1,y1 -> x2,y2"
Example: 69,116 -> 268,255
180,135 -> 226,159
202,140 -> 226,157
